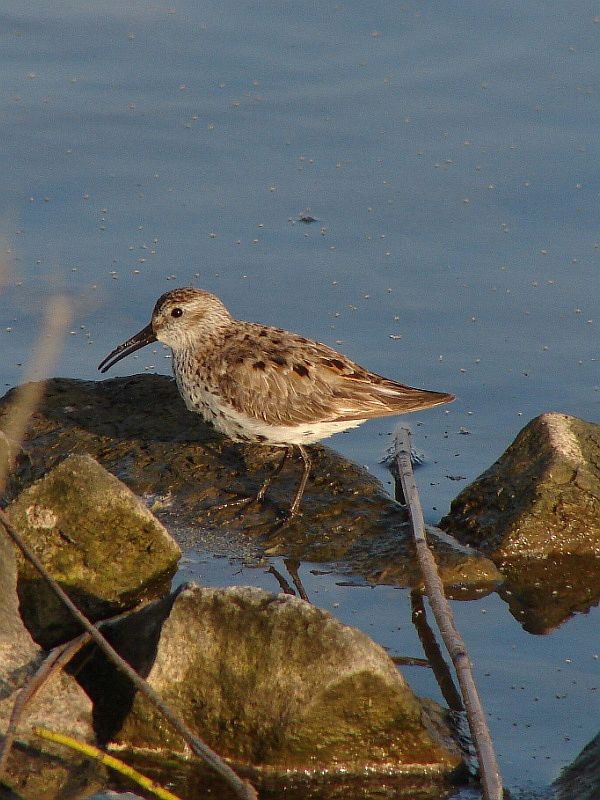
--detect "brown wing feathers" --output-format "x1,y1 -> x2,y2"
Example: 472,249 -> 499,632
217,324 -> 454,426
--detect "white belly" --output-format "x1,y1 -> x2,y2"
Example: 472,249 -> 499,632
176,373 -> 364,445
210,403 -> 365,445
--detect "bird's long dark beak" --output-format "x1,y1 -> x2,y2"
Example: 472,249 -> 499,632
98,323 -> 157,373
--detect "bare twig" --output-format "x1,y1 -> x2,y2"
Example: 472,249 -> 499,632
410,591 -> 463,712
0,509 -> 257,800
392,427 -> 503,800
34,727 -> 183,800
389,655 -> 431,668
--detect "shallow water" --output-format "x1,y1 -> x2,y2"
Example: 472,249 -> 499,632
1,1 -> 598,797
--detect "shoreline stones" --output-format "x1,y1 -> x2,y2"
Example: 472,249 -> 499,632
440,412 -> 600,630
0,522 -> 101,799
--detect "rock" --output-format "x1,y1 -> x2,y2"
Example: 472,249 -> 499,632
440,413 -> 600,560
0,754 -> 105,800
554,730 -> 600,800
0,523 -> 99,798
5,453 -> 181,647
82,584 -> 462,778
0,532 -> 93,742
0,377 -> 500,593
342,524 -> 501,599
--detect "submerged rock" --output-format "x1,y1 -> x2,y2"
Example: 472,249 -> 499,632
82,584 -> 462,778
440,412 -> 600,560
0,376 -> 500,593
5,453 -> 181,647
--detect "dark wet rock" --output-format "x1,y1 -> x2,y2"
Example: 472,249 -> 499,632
325,524 -> 501,599
440,412 -> 600,560
5,453 -> 181,647
102,749 -> 462,800
0,525 -> 98,798
0,376 -> 500,593
84,584 -> 462,778
555,730 -> 600,800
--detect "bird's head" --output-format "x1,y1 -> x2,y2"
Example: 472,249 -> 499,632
98,287 -> 232,373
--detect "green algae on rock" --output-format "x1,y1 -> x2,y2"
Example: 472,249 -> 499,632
88,584 -> 463,778
6,453 -> 181,647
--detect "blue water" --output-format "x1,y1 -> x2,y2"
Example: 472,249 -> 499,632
1,2 -> 598,795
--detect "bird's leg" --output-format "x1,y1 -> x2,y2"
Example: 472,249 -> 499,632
271,445 -> 312,529
254,446 -> 290,503
289,445 -> 311,517
208,447 -> 290,514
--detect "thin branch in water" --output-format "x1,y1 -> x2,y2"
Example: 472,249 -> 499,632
392,426 -> 504,800
410,591 -> 463,713
0,509 -> 257,800
33,727 -> 183,800
389,655 -> 431,668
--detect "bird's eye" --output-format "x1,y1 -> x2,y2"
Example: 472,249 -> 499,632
171,307 -> 183,318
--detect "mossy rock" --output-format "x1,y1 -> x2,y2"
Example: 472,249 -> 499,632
88,584 -> 462,777
6,453 -> 180,646
440,412 -> 600,559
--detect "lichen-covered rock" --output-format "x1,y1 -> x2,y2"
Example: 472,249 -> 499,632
89,584 -> 461,777
6,453 -> 181,647
440,413 -> 600,560
0,377 -> 500,593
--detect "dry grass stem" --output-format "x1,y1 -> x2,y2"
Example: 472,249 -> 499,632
0,296 -> 71,495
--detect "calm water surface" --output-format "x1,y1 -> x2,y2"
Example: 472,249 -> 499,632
0,2 -> 598,797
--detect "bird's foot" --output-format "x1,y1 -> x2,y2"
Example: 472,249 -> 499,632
205,493 -> 257,515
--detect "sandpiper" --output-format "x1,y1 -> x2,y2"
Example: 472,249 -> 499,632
98,288 -> 454,524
